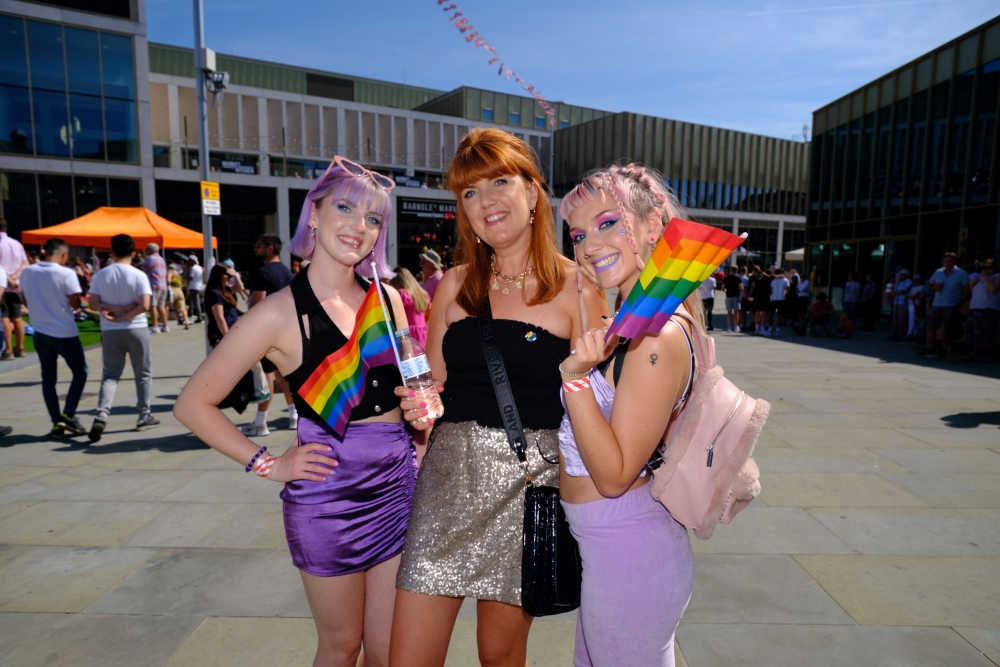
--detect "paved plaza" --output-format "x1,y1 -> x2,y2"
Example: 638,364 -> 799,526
0,315 -> 998,667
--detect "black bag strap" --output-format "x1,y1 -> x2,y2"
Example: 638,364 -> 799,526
477,298 -> 533,485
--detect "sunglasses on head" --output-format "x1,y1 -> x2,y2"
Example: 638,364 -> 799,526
320,156 -> 395,192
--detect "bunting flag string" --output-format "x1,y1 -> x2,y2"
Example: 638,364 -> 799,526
435,0 -> 556,128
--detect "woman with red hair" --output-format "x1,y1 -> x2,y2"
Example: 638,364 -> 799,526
390,128 -> 606,666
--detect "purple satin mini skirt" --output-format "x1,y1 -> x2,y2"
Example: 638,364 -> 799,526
280,418 -> 417,577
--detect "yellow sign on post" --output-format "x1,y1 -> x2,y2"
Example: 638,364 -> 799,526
201,180 -> 220,215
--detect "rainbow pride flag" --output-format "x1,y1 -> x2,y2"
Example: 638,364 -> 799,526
297,280 -> 397,436
608,218 -> 745,340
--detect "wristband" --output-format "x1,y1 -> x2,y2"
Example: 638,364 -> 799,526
563,378 -> 591,392
254,455 -> 277,478
245,445 -> 268,473
558,362 -> 590,378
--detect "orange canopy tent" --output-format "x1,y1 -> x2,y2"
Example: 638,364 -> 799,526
21,207 -> 217,250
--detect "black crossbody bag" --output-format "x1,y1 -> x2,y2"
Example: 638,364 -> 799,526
478,299 -> 581,617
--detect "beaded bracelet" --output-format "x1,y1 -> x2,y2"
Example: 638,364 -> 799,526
558,362 -> 590,379
245,445 -> 268,473
254,455 -> 277,478
563,378 -> 592,392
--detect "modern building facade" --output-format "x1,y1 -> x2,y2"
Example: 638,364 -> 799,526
1,0 -> 808,274
807,15 -> 1000,300
554,112 -> 809,269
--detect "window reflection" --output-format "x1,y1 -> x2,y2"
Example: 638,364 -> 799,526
0,16 -> 28,87
65,27 -> 101,97
75,176 -> 108,215
104,97 -> 136,162
37,173 -> 74,226
27,20 -> 65,92
100,33 -> 135,100
0,85 -> 33,153
68,94 -> 105,159
32,89 -> 70,157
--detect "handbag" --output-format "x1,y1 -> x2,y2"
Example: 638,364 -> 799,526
647,308 -> 769,540
478,300 -> 581,617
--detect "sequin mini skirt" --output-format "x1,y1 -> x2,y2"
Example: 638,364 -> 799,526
396,420 -> 560,607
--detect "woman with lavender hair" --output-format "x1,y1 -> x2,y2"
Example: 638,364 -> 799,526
175,157 -> 416,667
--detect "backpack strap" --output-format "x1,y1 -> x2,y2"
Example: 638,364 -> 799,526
666,307 -> 715,374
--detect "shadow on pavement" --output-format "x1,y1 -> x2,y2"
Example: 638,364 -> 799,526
941,411 -> 1000,428
709,313 -> 1000,380
54,432 -> 209,454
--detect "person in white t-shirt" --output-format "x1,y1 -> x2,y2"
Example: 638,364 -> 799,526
86,234 -> 158,441
185,255 -> 205,323
18,238 -> 88,438
769,268 -> 790,335
699,274 -> 717,331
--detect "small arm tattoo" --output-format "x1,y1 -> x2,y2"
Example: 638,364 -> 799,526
650,353 -> 658,366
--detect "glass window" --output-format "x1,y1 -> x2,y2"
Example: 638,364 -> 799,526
74,176 -> 108,215
481,108 -> 493,121
509,111 -> 520,125
65,27 -> 101,97
152,145 -> 170,168
37,173 -> 74,226
32,89 -> 70,157
0,171 -> 40,236
100,32 -> 134,100
68,94 -> 105,159
0,85 -> 33,154
560,120 -> 569,129
27,20 -> 66,93
104,97 -> 136,162
0,15 -> 28,88
535,116 -> 545,129
108,178 -> 140,207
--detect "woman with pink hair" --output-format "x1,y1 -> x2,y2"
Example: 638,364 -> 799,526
175,158 -> 415,667
556,164 -> 699,666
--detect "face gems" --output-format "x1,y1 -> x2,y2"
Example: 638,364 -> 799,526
618,227 -> 627,235
525,331 -> 538,342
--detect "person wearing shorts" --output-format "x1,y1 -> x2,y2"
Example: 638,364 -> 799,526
722,265 -> 743,333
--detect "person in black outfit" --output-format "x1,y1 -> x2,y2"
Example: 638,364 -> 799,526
243,234 -> 297,435
722,266 -> 744,333
751,269 -> 772,335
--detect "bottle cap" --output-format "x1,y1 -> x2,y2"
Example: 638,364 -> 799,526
395,327 -> 411,338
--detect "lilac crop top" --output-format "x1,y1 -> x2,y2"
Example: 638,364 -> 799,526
558,319 -> 694,477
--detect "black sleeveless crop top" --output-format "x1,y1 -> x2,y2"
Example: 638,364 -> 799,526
439,318 -> 569,430
283,267 -> 403,435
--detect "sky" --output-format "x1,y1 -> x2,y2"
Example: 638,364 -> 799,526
146,0 -> 1000,140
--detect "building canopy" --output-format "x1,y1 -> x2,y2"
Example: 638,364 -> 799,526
21,207 -> 217,250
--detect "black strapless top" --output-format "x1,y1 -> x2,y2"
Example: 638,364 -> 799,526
440,317 -> 570,430
283,267 -> 403,437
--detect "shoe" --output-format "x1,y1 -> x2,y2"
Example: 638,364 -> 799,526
0,352 -> 11,361
183,324 -> 190,330
13,348 -> 24,358
916,351 -> 937,359
161,326 -> 170,333
57,414 -> 87,436
89,419 -> 106,442
50,423 -> 66,439
136,415 -> 161,431
288,414 -> 298,430
150,328 -> 160,334
0,425 -> 12,437
240,422 -> 270,437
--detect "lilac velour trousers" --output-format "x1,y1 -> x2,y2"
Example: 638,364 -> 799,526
562,485 -> 694,667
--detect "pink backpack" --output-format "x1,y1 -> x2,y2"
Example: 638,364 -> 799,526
649,309 -> 769,540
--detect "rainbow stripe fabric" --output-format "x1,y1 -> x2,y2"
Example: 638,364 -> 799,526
297,279 -> 397,437
608,218 -> 745,340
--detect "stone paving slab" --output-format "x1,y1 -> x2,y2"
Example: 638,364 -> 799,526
85,547 -> 312,617
758,473 -> 928,507
689,507 -> 854,554
675,625 -> 996,667
794,555 -> 1000,626
164,617 -> 317,667
956,627 -> 1000,665
0,612 -> 202,667
0,500 -> 165,546
119,502 -> 283,549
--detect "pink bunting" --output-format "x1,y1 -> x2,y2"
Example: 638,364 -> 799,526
434,1 -> 557,129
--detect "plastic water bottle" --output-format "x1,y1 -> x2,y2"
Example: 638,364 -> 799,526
395,328 -> 443,422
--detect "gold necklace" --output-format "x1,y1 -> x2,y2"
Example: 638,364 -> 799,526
491,254 -> 535,295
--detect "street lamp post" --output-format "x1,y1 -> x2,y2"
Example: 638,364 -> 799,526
193,0 -> 213,353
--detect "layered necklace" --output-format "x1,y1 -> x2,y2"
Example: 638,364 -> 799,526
490,254 -> 535,295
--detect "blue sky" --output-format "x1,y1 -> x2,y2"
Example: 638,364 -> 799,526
146,0 -> 999,139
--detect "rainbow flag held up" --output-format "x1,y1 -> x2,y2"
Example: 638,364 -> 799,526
297,279 -> 397,437
608,218 -> 745,340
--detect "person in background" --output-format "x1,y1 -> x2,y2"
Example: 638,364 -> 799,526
699,271 -> 716,331
186,256 -> 204,323
795,292 -> 835,336
738,266 -> 752,330
919,252 -> 969,359
141,243 -> 170,334
87,234 -> 158,441
964,258 -> 999,363
785,271 -> 800,327
0,262 -> 10,434
18,238 -> 88,438
858,273 -> 878,331
167,264 -> 189,330
722,265 -> 743,333
244,234 -> 296,435
87,247 -> 101,277
0,218 -> 30,360
290,256 -> 302,275
907,274 -> 925,340
796,270 -> 812,323
889,269 -> 912,340
419,249 -> 445,301
770,268 -> 789,336
752,267 -> 772,336
204,264 -> 243,346
842,272 -> 860,322
389,266 -> 430,347
833,312 -> 854,339
221,253 -> 235,270
68,256 -> 91,295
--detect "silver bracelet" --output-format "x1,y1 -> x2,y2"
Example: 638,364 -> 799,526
558,362 -> 590,379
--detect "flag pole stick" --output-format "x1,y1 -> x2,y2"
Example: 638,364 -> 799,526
371,262 -> 403,368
